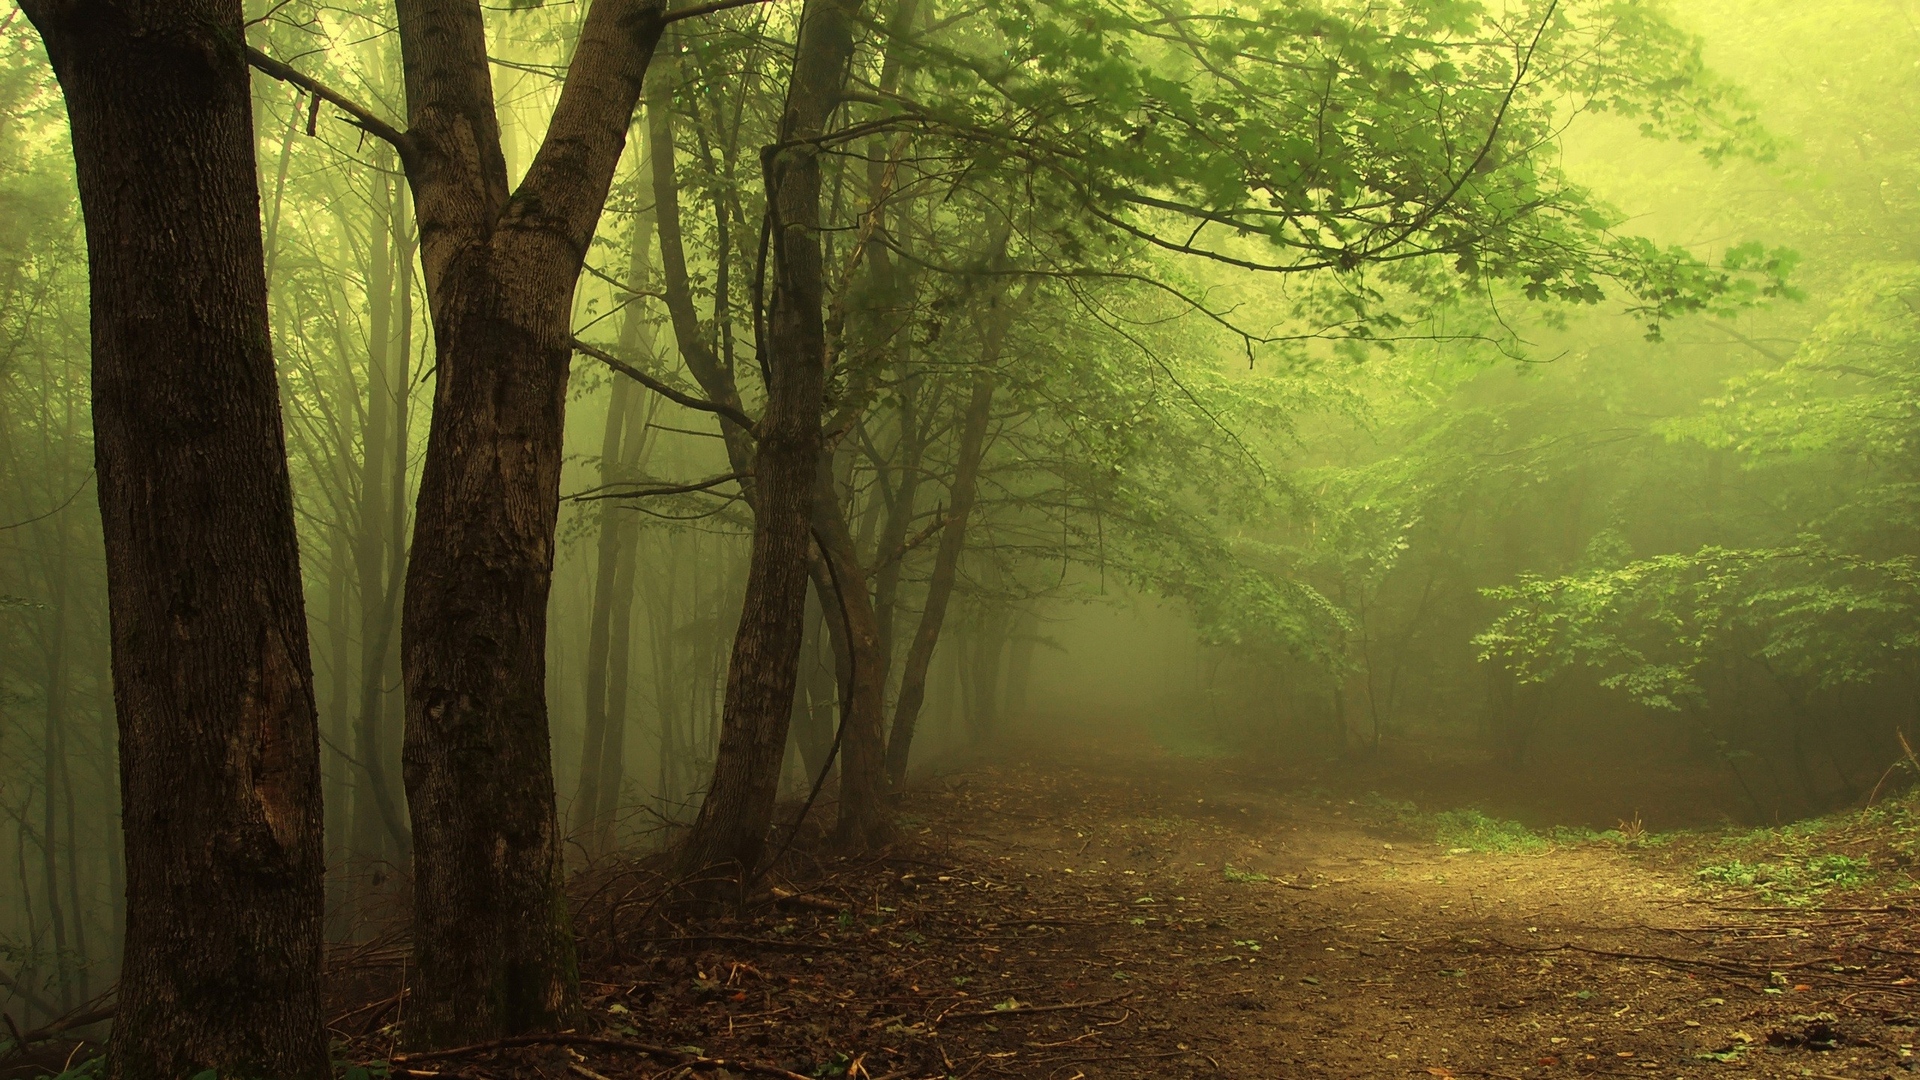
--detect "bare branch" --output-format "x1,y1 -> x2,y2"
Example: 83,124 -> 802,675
243,45 -> 410,155
571,337 -> 758,432
663,0 -> 776,24
568,472 -> 751,502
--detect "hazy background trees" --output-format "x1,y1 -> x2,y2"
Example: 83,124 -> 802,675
3,0 -> 1913,1035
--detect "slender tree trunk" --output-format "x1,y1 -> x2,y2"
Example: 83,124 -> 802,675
1002,609 -> 1039,723
573,377 -> 635,847
391,0 -> 668,1045
790,597 -> 836,782
594,516 -> 643,851
22,5 -> 329,1076
967,607 -> 1008,741
679,0 -> 864,880
575,175 -> 658,853
40,532 -> 72,1012
352,158 -> 410,864
884,357 -> 1002,783
810,464 -> 893,849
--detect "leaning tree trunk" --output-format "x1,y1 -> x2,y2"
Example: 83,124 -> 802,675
679,0 -> 865,881
22,5 -> 329,1077
385,0 -> 669,1047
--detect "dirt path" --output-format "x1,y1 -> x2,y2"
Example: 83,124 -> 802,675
328,740 -> 1920,1080
874,742 -> 1913,1080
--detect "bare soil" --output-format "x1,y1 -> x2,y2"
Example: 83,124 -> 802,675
18,737 -> 1920,1079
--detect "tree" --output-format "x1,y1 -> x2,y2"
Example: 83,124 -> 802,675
249,0 -> 688,1046
20,3 -> 329,1076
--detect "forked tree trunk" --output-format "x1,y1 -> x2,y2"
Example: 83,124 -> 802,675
678,0 -> 864,881
22,5 -> 329,1076
388,0 -> 669,1046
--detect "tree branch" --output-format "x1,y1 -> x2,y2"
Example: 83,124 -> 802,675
243,46 -> 411,155
568,472 -> 751,502
663,0 -> 775,24
571,337 -> 758,432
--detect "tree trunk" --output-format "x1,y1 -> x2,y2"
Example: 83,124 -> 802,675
790,595 -> 837,783
352,156 -> 410,865
575,170 -> 658,854
22,5 -> 329,1076
883,265 -> 1016,781
678,0 -> 864,881
573,376 -> 636,848
391,0 -> 668,1046
810,463 -> 893,849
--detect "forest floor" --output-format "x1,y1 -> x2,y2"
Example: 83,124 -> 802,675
16,737 -> 1920,1080
319,736 -> 1920,1080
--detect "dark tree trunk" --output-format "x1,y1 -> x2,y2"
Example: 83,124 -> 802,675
790,594 -> 837,783
389,0 -> 668,1046
22,5 -> 329,1077
679,0 -> 864,880
811,464 -> 893,849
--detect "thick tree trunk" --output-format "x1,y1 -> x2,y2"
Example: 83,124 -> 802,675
22,5 -> 329,1077
679,0 -> 863,880
392,0 -> 668,1047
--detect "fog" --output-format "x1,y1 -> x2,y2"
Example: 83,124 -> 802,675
2,0 -> 1918,1075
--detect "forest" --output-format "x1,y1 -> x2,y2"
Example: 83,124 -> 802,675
1,0 -> 1918,1077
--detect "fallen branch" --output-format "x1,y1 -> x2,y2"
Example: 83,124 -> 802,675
937,991 -> 1135,1023
388,1032 -> 811,1080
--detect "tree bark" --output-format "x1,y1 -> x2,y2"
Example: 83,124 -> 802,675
21,5 -> 330,1076
390,0 -> 668,1046
678,0 -> 864,881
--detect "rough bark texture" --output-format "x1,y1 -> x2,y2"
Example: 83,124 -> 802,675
21,5 -> 330,1077
679,0 -> 864,880
392,0 -> 667,1047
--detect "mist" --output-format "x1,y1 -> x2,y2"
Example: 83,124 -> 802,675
2,0 -> 1918,1077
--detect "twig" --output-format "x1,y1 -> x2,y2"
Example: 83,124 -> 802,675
389,1033 -> 812,1080
937,991 -> 1135,1023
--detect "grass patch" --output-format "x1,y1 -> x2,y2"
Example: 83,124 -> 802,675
1695,853 -> 1874,902
1433,809 -> 1549,854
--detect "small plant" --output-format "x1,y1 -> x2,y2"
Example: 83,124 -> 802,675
1618,812 -> 1646,844
1434,809 -> 1547,854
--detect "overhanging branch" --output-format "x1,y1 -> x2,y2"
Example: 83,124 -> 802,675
244,46 -> 411,155
571,337 -> 758,433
